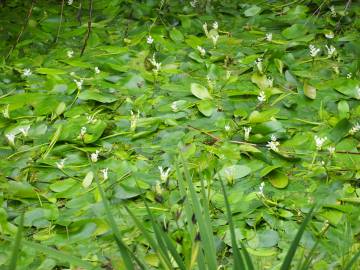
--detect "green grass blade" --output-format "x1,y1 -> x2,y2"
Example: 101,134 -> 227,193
219,179 -> 247,269
2,235 -> 97,269
8,212 -> 24,270
124,205 -> 172,270
157,226 -> 187,270
298,239 -> 320,270
89,162 -> 136,270
344,250 -> 360,270
280,206 -> 315,270
180,154 -> 217,270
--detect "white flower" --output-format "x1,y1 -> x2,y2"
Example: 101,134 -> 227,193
100,168 -> 109,180
67,50 -> 74,58
243,127 -> 252,141
330,6 -> 336,17
56,159 -> 66,169
74,79 -> 83,90
258,181 -> 265,196
67,0 -> 73,5
328,146 -> 336,155
5,133 -> 15,145
70,71 -> 76,76
86,115 -> 97,124
148,53 -> 161,75
130,110 -> 140,131
226,70 -> 232,80
325,32 -> 334,39
155,181 -> 163,195
309,44 -> 320,57
146,35 -> 154,44
206,75 -> 215,90
19,126 -> 30,137
203,22 -> 209,37
265,32 -> 272,41
346,73 -> 352,79
211,33 -> 219,47
94,66 -> 100,74
349,123 -> 360,135
255,58 -> 263,73
197,46 -> 206,57
23,68 -> 32,77
225,124 -> 231,131
325,45 -> 336,57
212,21 -> 218,30
2,105 -> 9,118
158,166 -> 171,182
266,135 -> 280,152
257,91 -> 266,103
267,76 -> 273,88
190,0 -> 197,7
91,150 -> 100,163
314,135 -> 327,150
80,126 -> 87,137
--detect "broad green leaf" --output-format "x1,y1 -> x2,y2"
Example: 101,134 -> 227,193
169,28 -> 184,43
82,171 -> 94,188
244,5 -> 261,17
282,24 -> 308,39
303,82 -> 316,99
268,170 -> 288,189
197,100 -> 216,117
191,83 -> 212,100
78,90 -> 117,103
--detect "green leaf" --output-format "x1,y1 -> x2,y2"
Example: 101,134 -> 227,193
244,5 -> 261,17
218,165 -> 251,180
8,213 -> 24,270
78,90 -> 117,103
197,100 -> 216,117
82,171 -> 94,188
36,68 -> 67,75
191,83 -> 212,100
268,170 -> 288,189
303,82 -> 316,100
169,28 -> 184,43
282,24 -> 308,39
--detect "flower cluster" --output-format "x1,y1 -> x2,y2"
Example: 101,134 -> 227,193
148,53 -> 161,76
266,135 -> 280,152
130,110 -> 140,131
74,79 -> 83,90
158,166 -> 171,182
309,44 -> 321,57
265,33 -> 272,42
197,46 -> 206,57
146,35 -> 154,44
349,123 -> 360,135
23,68 -> 32,77
243,127 -> 252,141
257,91 -> 266,103
314,135 -> 327,150
91,150 -> 100,162
325,45 -> 336,57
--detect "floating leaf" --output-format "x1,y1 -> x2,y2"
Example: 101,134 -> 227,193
197,100 -> 216,117
191,83 -> 212,100
78,90 -> 117,103
244,5 -> 261,17
268,170 -> 288,189
303,82 -> 316,99
82,171 -> 94,188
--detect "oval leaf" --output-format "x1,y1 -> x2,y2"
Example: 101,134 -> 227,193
82,171 -> 94,188
191,83 -> 212,100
